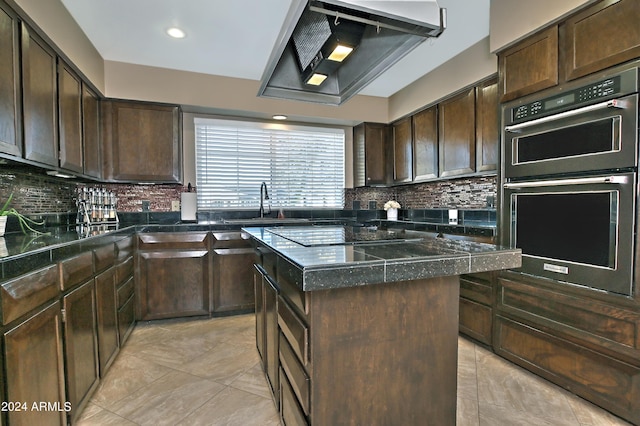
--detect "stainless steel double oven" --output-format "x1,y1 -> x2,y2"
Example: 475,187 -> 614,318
500,61 -> 639,296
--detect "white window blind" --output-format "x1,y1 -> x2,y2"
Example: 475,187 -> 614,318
195,118 -> 345,210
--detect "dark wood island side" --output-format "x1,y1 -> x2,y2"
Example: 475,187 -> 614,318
245,225 -> 521,426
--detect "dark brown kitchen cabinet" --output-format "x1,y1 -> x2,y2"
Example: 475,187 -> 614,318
254,263 -> 279,408
392,117 -> 413,183
63,280 -> 99,423
353,122 -> 388,187
58,60 -> 83,173
137,232 -> 211,320
561,0 -> 640,81
438,88 -> 476,178
412,105 -> 438,181
495,271 -> 640,425
95,266 -> 119,376
475,78 -> 498,172
82,84 -> 101,178
498,26 -> 559,102
212,232 -> 254,313
459,272 -> 493,346
254,265 -> 266,363
102,100 -> 181,183
0,1 -> 21,157
4,301 -> 66,426
21,23 -> 58,166
116,254 -> 135,345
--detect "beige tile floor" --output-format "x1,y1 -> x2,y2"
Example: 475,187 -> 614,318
77,314 -> 632,426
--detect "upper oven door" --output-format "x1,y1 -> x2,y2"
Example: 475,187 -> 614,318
503,93 -> 638,178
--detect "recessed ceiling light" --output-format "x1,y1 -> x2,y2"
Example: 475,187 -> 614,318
272,115 -> 287,120
306,73 -> 327,86
166,27 -> 186,39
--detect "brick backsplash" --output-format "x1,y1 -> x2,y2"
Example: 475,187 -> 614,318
345,175 -> 497,210
0,167 -> 76,214
92,183 -> 184,212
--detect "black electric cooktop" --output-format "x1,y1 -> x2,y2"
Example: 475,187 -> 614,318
265,226 -> 422,247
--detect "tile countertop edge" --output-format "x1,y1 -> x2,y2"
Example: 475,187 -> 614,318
243,226 -> 521,291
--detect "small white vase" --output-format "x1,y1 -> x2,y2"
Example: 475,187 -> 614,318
0,216 -> 6,237
386,208 -> 398,221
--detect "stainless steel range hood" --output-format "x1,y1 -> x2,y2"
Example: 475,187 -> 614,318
258,0 -> 446,105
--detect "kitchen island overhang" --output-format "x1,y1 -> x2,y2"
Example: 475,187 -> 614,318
246,225 -> 521,425
244,225 -> 521,290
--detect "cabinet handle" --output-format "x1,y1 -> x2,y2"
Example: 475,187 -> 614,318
504,99 -> 625,133
503,175 -> 629,189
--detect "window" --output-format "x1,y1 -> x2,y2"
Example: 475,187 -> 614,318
195,118 -> 345,210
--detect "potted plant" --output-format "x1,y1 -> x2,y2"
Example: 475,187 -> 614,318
384,200 -> 401,221
0,193 -> 46,236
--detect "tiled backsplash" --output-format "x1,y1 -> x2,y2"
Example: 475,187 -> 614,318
345,175 -> 497,210
0,167 -> 76,214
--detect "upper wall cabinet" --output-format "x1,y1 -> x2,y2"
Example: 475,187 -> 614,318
561,0 -> 640,81
353,122 -> 388,187
58,60 -> 83,173
392,117 -> 413,184
21,23 -> 58,167
499,0 -> 640,102
412,105 -> 438,181
82,84 -> 101,178
475,78 -> 499,173
438,88 -> 476,178
498,26 -> 558,103
0,2 -> 21,157
102,100 -> 182,183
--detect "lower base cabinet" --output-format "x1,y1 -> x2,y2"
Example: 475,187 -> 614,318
459,272 -> 494,345
63,280 -> 99,423
4,301 -> 67,426
95,267 -> 119,376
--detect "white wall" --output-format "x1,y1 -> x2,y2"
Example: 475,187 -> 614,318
489,0 -> 596,53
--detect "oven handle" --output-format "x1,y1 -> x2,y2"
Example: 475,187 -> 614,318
503,175 -> 629,189
504,99 -> 625,133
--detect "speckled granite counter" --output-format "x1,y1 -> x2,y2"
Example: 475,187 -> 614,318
243,225 -> 521,291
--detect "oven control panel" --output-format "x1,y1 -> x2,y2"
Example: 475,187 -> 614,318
511,75 -> 623,123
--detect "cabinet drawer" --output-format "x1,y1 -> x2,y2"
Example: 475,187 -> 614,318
118,294 -> 135,345
59,251 -> 94,291
1,264 -> 60,325
280,368 -> 309,426
138,232 -> 209,250
460,276 -> 492,306
212,231 -> 251,249
278,296 -> 309,366
115,256 -> 133,285
115,236 -> 134,262
277,257 -> 307,317
459,297 -> 492,345
117,277 -> 134,309
94,243 -> 115,273
279,333 -> 310,415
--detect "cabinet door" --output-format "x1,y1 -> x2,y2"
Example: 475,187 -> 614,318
0,2 -> 21,157
104,101 -> 181,182
353,123 -> 388,187
264,275 -> 279,406
392,117 -> 412,183
561,0 -> 640,81
21,23 -> 58,166
213,248 -> 255,313
63,280 -> 99,421
475,78 -> 498,173
438,88 -> 476,178
412,106 -> 438,181
4,301 -> 66,426
254,266 -> 266,364
498,26 -> 558,102
58,60 -> 83,173
138,250 -> 210,320
95,267 -> 119,376
82,84 -> 101,178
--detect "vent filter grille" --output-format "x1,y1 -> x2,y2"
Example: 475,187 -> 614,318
291,10 -> 332,71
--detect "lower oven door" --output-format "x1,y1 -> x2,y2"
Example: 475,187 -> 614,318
502,172 -> 635,296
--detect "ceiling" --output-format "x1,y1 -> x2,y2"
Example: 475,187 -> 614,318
60,0 -> 490,99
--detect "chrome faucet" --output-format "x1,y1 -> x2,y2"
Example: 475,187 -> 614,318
259,182 -> 271,218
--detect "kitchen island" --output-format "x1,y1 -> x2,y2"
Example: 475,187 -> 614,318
244,225 -> 521,426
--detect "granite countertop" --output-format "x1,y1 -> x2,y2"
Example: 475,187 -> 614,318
243,225 -> 521,291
